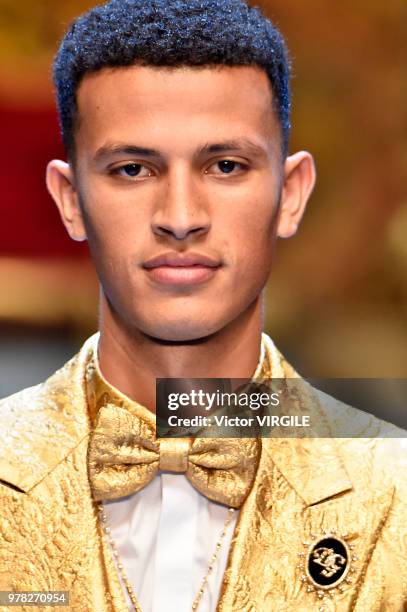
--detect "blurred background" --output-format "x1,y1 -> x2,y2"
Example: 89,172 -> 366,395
0,1 -> 406,406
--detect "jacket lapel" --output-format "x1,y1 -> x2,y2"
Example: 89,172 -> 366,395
217,436 -> 395,611
0,335 -> 130,611
0,337 -> 95,494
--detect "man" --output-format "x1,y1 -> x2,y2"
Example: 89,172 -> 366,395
0,1 -> 406,611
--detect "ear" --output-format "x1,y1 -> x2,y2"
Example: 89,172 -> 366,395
277,151 -> 316,239
46,160 -> 87,242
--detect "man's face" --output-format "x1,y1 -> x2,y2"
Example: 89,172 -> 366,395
64,65 -> 297,341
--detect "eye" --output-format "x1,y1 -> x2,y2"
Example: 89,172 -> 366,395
206,159 -> 248,176
112,163 -> 153,179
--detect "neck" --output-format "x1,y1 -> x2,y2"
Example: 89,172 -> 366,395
97,293 -> 264,413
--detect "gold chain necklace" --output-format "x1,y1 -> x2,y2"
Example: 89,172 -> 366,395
98,502 -> 236,611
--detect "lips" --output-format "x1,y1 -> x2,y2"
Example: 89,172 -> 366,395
143,252 -> 220,269
142,251 -> 221,286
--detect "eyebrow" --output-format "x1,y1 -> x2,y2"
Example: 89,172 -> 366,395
94,144 -> 161,163
197,139 -> 268,158
93,138 -> 269,163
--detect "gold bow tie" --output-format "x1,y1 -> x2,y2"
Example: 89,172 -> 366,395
88,404 -> 260,507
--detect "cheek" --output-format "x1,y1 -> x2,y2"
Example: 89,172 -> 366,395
78,202 -> 134,298
220,194 -> 278,267
79,182 -> 142,257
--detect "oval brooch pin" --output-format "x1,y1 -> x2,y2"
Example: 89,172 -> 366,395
297,530 -> 358,607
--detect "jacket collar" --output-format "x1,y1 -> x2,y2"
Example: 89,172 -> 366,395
0,332 -> 352,505
263,437 -> 353,506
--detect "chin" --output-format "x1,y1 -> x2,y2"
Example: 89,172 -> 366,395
134,315 -> 226,343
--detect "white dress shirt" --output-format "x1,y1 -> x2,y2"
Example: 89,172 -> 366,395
103,474 -> 239,612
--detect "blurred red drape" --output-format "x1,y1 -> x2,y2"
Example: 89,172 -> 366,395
0,106 -> 88,258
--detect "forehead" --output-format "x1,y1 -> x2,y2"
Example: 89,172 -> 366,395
75,64 -> 280,155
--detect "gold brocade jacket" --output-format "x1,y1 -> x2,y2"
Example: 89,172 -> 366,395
0,334 -> 406,612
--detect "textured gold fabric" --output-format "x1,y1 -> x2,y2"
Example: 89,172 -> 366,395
87,344 -> 260,506
88,406 -> 259,506
0,333 -> 407,611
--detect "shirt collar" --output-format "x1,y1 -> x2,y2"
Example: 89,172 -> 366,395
84,331 -> 284,426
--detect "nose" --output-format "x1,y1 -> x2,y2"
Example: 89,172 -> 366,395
151,165 -> 210,241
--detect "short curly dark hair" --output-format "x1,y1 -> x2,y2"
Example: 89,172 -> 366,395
53,0 -> 291,160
